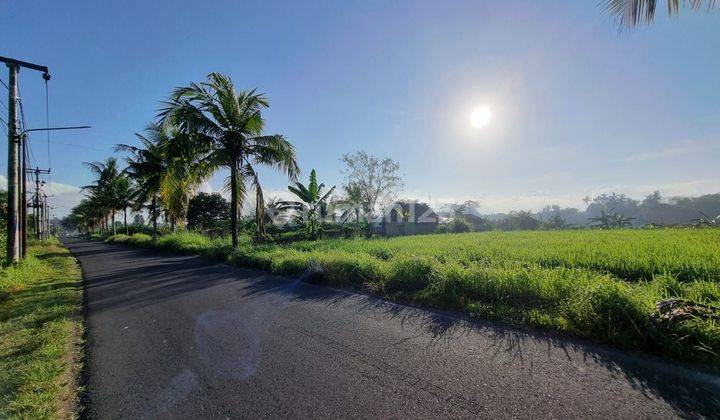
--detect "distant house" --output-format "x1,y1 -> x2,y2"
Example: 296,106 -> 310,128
377,201 -> 440,237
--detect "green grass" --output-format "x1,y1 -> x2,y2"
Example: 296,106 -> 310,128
0,240 -> 84,419
106,228 -> 720,370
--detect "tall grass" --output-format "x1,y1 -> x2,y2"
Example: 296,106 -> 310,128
0,240 -> 83,418
105,229 -> 720,369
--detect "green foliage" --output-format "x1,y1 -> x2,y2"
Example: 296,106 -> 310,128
108,228 -> 720,369
278,169 -> 335,240
588,209 -> 635,229
105,233 -> 153,247
496,211 -> 541,231
186,192 -> 229,232
160,72 -> 299,246
448,217 -> 472,233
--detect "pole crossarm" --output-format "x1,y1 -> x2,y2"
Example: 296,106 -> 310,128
0,56 -> 50,75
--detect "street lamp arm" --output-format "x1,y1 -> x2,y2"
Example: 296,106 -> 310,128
21,125 -> 91,136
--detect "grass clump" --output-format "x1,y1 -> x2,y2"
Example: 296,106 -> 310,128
105,229 -> 720,370
0,239 -> 83,418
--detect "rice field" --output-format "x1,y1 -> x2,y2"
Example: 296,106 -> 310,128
106,228 -> 720,369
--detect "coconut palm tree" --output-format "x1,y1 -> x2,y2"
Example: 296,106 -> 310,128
277,169 -> 335,240
115,174 -> 134,235
159,121 -> 212,230
605,0 -> 715,28
160,73 -> 300,246
83,157 -> 123,235
116,124 -> 171,235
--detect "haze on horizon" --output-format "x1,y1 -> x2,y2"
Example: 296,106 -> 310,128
2,1 -> 719,217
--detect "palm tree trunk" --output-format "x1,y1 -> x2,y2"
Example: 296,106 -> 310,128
111,211 -> 116,235
124,207 -> 128,235
151,196 -> 158,235
255,177 -> 265,242
230,157 -> 239,247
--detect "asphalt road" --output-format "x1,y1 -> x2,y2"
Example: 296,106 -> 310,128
63,237 -> 720,419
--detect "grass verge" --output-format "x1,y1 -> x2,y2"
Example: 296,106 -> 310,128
0,239 -> 84,419
105,230 -> 720,371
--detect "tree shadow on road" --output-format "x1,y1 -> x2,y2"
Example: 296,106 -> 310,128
240,272 -> 720,418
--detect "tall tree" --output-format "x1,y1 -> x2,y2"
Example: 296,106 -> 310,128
82,157 -> 123,235
115,174 -> 134,235
340,151 -> 403,235
159,122 -> 210,230
605,0 -> 715,27
187,192 -> 229,232
116,124 -> 172,235
160,73 -> 300,246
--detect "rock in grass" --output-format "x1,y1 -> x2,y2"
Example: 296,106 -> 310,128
652,298 -> 720,323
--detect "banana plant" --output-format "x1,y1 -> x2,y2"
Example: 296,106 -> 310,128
277,169 -> 335,239
587,209 -> 635,229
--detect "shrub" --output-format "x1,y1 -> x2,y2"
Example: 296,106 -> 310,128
106,233 -> 153,247
449,218 -> 472,233
156,232 -> 212,254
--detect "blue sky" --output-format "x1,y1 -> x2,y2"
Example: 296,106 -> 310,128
2,1 -> 719,216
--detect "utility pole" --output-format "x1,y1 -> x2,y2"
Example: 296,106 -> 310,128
26,167 -> 50,244
1,56 -> 50,263
20,135 -> 27,258
5,63 -> 19,261
46,199 -> 51,240
42,193 -> 48,240
39,194 -> 46,240
42,194 -> 54,240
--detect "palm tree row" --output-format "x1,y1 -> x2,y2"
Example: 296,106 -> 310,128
77,157 -> 133,236
69,73 -> 300,247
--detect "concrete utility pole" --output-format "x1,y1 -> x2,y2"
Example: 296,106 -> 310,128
26,167 -> 50,244
20,135 -> 27,258
43,194 -> 53,240
5,64 -> 19,261
42,193 -> 49,240
1,56 -> 50,263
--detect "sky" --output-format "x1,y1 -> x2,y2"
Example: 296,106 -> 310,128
1,1 -> 719,217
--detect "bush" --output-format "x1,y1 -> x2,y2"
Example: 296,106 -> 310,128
449,218 -> 472,233
156,232 -> 212,254
106,233 -> 153,247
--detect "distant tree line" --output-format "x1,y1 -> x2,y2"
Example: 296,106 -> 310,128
448,191 -> 720,232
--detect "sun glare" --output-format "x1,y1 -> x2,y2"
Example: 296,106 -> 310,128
469,105 -> 492,129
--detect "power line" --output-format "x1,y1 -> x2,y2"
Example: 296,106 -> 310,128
52,141 -> 107,152
0,77 -> 8,90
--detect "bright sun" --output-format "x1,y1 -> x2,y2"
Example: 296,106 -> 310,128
469,105 -> 492,129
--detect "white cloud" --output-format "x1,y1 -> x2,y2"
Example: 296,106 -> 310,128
46,180 -> 82,195
197,181 -> 215,194
0,175 -> 84,218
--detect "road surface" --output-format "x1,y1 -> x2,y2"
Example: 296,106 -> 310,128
63,238 -> 720,419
